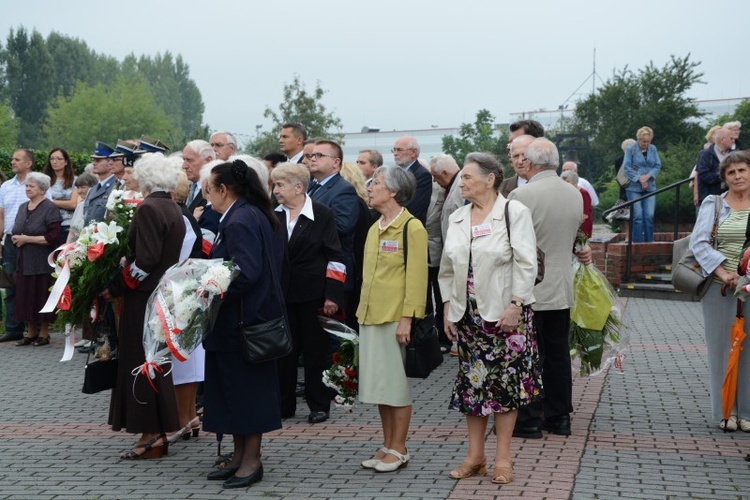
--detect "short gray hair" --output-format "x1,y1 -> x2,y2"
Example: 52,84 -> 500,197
271,162 -> 310,190
560,170 -> 579,185
430,153 -> 459,174
464,152 -> 503,190
185,139 -> 216,161
621,138 -> 636,152
133,152 -> 182,193
525,138 -> 559,170
26,172 -> 51,191
372,165 -> 416,206
359,149 -> 383,167
211,131 -> 237,146
229,154 -> 269,192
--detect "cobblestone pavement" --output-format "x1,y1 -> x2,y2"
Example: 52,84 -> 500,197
0,297 -> 748,499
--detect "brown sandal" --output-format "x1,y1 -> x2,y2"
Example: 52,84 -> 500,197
32,336 -> 50,346
449,459 -> 487,479
491,463 -> 514,484
120,434 -> 168,460
16,336 -> 37,346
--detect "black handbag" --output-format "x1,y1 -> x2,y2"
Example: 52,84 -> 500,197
238,212 -> 293,363
81,309 -> 118,394
402,218 -> 443,378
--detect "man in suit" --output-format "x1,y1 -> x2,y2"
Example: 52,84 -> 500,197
83,142 -> 119,225
392,136 -> 431,224
697,127 -> 734,204
182,139 -> 216,216
356,149 -> 383,187
209,131 -> 237,161
308,140 -> 360,310
279,123 -> 307,163
508,137 -> 588,439
500,135 -> 534,198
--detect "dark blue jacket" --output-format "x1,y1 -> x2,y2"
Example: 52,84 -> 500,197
405,160 -> 432,225
696,147 -> 726,204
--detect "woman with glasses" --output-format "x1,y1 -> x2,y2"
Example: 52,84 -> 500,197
44,148 -> 78,245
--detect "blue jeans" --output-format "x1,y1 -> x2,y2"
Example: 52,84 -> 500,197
627,190 -> 655,243
3,234 -> 24,335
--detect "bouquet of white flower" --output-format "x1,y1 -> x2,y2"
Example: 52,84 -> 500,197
136,258 -> 240,385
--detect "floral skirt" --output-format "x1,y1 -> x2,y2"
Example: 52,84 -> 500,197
449,295 -> 543,417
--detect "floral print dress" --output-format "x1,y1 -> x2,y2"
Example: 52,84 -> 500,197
450,259 -> 543,417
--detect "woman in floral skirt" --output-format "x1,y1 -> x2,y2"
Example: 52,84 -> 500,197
439,152 -> 542,485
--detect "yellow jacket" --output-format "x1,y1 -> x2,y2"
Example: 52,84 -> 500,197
357,209 -> 428,325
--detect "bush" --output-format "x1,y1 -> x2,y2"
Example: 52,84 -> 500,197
0,147 -> 92,180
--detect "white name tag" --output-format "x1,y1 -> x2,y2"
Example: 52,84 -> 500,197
380,240 -> 399,253
471,223 -> 493,238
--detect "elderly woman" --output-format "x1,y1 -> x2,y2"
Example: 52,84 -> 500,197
357,166 -> 428,473
202,160 -> 285,489
561,170 -> 593,238
623,126 -> 661,242
43,148 -> 78,245
13,173 -> 62,347
272,162 -> 345,423
101,152 -> 185,460
691,150 -> 750,432
439,152 -> 541,485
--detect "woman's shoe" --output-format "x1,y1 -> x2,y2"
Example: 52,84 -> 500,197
373,449 -> 409,473
361,446 -> 388,469
491,463 -> 514,484
720,416 -> 738,432
740,419 -> 750,432
185,416 -> 201,439
207,466 -> 238,481
449,459 -> 487,479
15,336 -> 37,346
223,463 -> 263,489
32,336 -> 50,346
120,434 -> 168,459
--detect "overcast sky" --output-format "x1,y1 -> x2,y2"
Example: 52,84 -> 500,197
2,0 -> 748,144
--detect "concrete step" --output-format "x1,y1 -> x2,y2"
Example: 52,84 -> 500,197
619,282 -> 700,302
635,272 -> 672,282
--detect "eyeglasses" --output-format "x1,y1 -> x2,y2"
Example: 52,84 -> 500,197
306,152 -> 337,160
391,147 -> 414,153
211,142 -> 229,148
49,156 -> 65,161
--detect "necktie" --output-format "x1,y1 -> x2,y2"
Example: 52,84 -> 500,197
308,180 -> 320,195
188,183 -> 197,205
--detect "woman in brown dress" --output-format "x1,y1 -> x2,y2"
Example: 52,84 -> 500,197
101,152 -> 186,459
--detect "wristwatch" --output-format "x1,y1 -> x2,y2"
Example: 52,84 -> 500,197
510,299 -> 524,307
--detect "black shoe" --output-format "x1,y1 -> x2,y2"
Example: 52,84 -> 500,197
512,425 -> 542,439
542,415 -> 571,436
223,463 -> 263,489
307,411 -> 329,424
78,345 -> 94,354
0,332 -> 23,343
207,467 -> 238,481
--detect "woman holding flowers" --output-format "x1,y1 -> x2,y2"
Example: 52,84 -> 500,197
201,160 -> 285,489
13,172 -> 62,347
101,152 -> 185,460
438,152 -> 541,485
357,166 -> 428,473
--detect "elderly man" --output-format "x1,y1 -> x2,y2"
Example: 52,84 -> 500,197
392,136 -> 431,224
182,140 -> 216,213
209,131 -> 237,161
508,138 -> 586,439
279,123 -> 307,163
356,149 -> 383,186
697,127 -> 735,204
724,121 -> 744,151
500,135 -> 534,198
562,161 -> 599,206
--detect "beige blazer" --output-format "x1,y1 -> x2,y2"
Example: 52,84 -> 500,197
440,170 -> 464,241
507,169 -> 583,311
439,194 -> 536,323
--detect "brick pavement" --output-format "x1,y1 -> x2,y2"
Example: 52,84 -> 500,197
0,297 -> 749,499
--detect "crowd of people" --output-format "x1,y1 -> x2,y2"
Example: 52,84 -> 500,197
3,116 -> 746,491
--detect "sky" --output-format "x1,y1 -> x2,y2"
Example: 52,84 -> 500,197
1,0 -> 748,146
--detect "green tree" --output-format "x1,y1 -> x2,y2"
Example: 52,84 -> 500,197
248,75 -> 343,157
441,109 -> 506,167
0,100 -> 18,148
716,99 -> 750,146
43,77 -> 174,152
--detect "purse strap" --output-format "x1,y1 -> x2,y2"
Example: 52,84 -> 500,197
710,195 -> 721,249
402,216 -> 415,270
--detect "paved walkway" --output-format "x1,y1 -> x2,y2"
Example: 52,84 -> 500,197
1,297 -> 749,499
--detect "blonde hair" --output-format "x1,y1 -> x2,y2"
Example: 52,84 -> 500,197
636,126 -> 654,140
706,125 -> 722,143
340,162 -> 368,202
173,171 -> 189,203
271,162 -> 310,189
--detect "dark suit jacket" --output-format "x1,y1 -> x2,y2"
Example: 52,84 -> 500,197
500,175 -> 520,199
405,161 -> 432,225
186,189 -> 206,214
180,204 -> 204,259
83,176 -> 118,224
198,204 -> 221,234
204,199 -> 285,352
697,147 -> 726,204
310,173 -> 359,290
276,202 -> 345,306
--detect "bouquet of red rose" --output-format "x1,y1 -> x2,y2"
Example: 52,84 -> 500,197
320,316 -> 359,408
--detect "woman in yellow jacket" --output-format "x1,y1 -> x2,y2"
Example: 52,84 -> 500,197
357,165 -> 428,473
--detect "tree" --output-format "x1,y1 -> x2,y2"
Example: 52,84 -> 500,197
716,99 -> 750,146
248,76 -> 343,157
441,109 -> 506,167
0,100 -> 18,148
43,77 -> 174,152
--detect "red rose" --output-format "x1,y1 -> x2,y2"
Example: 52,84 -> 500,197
332,352 -> 342,364
344,368 -> 357,377
87,242 -> 105,262
343,379 -> 357,390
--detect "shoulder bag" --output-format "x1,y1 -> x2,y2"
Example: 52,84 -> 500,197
616,147 -> 634,188
238,211 -> 293,364
402,218 -> 443,379
504,200 -> 545,285
81,321 -> 118,394
671,196 -> 721,298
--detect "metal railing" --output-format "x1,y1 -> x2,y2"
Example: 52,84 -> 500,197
601,176 -> 692,282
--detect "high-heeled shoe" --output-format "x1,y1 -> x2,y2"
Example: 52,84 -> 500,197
120,434 -> 168,460
449,458 -> 487,479
182,416 -> 200,440
491,462 -> 514,484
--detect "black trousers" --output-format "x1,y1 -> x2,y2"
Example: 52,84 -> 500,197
278,299 -> 334,415
516,308 -> 573,426
426,266 -> 447,344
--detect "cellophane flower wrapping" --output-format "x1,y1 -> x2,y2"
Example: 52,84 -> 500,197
320,316 -> 359,409
139,258 -> 240,380
569,259 -> 628,377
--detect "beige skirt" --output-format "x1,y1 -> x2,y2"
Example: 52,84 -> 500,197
358,322 -> 412,407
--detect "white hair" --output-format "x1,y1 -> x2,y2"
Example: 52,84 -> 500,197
133,152 -> 182,193
430,153 -> 459,174
26,171 -> 51,191
229,154 -> 269,192
210,131 -> 237,147
185,139 -> 216,161
199,159 -> 223,186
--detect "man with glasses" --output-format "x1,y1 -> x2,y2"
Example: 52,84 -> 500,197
209,131 -> 237,161
83,142 -> 119,225
279,123 -> 307,163
392,136 -> 431,224
500,135 -> 534,198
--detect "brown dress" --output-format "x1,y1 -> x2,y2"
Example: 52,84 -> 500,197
107,191 -> 186,433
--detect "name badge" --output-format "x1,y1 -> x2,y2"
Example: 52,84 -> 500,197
380,240 -> 399,253
471,223 -> 492,238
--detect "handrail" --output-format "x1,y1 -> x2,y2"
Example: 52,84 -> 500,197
602,176 -> 692,282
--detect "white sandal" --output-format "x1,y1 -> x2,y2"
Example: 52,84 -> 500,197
720,415 -> 738,432
373,448 -> 410,472
361,446 -> 388,469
